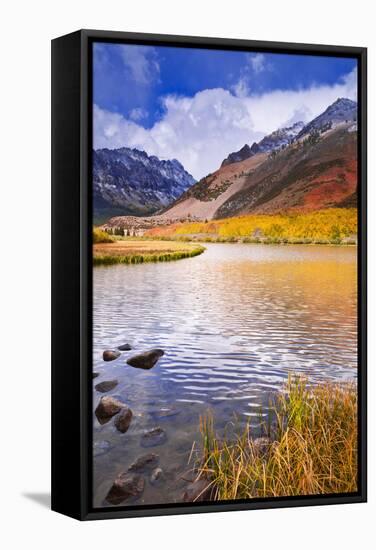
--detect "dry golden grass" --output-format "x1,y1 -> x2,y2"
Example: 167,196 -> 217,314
199,376 -> 357,500
93,239 -> 205,265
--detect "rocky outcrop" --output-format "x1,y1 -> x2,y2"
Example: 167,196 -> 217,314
118,343 -> 132,351
95,380 -> 118,393
150,467 -> 164,485
93,440 -> 112,457
128,453 -> 159,473
114,407 -> 133,433
102,350 -> 121,362
141,427 -> 167,448
126,349 -> 164,370
105,472 -> 145,505
95,396 -> 126,425
182,478 -> 213,502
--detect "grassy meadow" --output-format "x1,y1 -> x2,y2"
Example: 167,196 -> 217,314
146,208 -> 357,245
93,230 -> 205,266
198,376 -> 357,500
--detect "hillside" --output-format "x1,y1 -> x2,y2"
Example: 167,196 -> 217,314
216,125 -> 357,218
160,98 -> 357,221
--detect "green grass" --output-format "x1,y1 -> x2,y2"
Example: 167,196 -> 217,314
198,375 -> 357,500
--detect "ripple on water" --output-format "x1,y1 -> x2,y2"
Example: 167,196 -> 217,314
92,243 -> 357,507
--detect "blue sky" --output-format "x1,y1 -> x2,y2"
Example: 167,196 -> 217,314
93,43 -> 357,178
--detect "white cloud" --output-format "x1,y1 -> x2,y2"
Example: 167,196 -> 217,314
119,45 -> 160,85
231,77 -> 251,98
248,53 -> 267,74
94,68 -> 357,180
129,107 -> 148,121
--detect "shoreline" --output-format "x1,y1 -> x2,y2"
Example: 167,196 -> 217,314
143,235 -> 357,246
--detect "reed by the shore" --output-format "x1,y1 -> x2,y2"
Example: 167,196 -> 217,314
198,376 -> 357,500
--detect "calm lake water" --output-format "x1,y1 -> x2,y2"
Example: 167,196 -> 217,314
93,243 -> 357,507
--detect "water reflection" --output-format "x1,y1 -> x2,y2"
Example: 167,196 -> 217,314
93,243 -> 357,506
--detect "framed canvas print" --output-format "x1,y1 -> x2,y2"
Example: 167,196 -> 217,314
51,29 -> 367,520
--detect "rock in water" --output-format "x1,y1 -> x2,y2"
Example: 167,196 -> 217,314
95,380 -> 118,393
150,408 -> 180,420
95,396 -> 126,425
182,479 -> 212,502
150,467 -> 164,485
118,343 -> 132,351
141,427 -> 167,448
93,440 -> 112,457
128,453 -> 159,473
252,436 -> 272,458
114,407 -> 133,433
106,473 -> 145,505
126,349 -> 164,370
93,372 -> 100,379
103,349 -> 121,362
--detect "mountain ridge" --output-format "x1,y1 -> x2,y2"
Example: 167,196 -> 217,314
93,146 -> 195,223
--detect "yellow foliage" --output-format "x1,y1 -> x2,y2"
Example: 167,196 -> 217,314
173,208 -> 357,243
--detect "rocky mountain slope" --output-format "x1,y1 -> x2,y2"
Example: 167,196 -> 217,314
215,126 -> 357,218
93,147 -> 195,222
296,98 -> 357,139
161,98 -> 357,221
221,121 -> 304,167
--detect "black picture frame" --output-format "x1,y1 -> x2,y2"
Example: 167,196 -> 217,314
51,29 -> 367,521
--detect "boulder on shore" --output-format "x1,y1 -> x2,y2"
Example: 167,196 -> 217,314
106,473 -> 144,505
114,407 -> 133,433
128,453 -> 159,473
95,379 -> 118,393
118,343 -> 132,351
141,426 -> 167,448
126,349 -> 164,370
103,349 -> 121,362
95,396 -> 126,425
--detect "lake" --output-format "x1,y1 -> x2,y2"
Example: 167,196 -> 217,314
92,243 -> 357,507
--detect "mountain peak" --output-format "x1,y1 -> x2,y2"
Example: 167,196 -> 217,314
297,97 -> 357,139
221,121 -> 305,167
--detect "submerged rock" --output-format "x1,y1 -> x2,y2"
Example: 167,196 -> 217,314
114,407 -> 133,433
128,453 -> 159,473
141,426 -> 167,448
252,436 -> 272,458
106,473 -> 145,505
150,408 -> 180,420
150,467 -> 164,485
95,396 -> 126,425
118,343 -> 132,351
182,478 -> 212,502
103,349 -> 121,362
126,349 -> 164,370
93,440 -> 112,457
95,380 -> 118,393
93,372 -> 100,379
